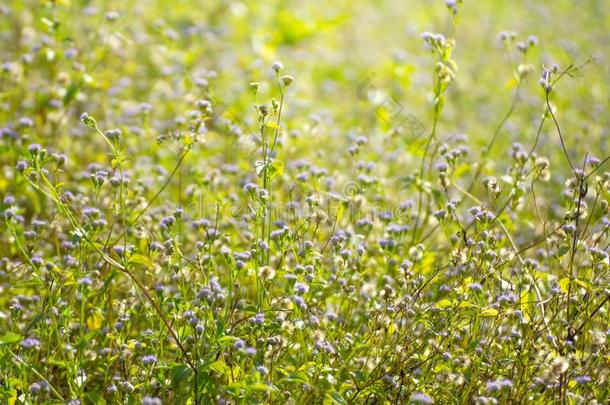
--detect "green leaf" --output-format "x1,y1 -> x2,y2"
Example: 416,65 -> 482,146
63,82 -> 81,106
280,371 -> 309,385
217,335 -> 239,344
557,245 -> 570,257
128,254 -> 155,269
327,391 -> 348,405
268,159 -> 284,180
480,308 -> 499,317
559,277 -> 570,294
435,299 -> 453,309
208,360 -> 230,376
171,365 -> 192,388
0,332 -> 22,345
250,382 -> 276,392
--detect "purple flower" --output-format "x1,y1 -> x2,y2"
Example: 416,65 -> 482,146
141,355 -> 157,365
250,313 -> 265,325
143,397 -> 163,405
16,160 -> 28,172
486,381 -> 500,392
19,117 -> 34,128
256,365 -> 269,376
28,143 -> 42,155
469,283 -> 483,292
78,277 -> 93,286
294,282 -> 309,295
410,393 -> 434,404
21,337 -> 40,348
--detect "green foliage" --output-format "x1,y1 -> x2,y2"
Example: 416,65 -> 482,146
0,0 -> 609,404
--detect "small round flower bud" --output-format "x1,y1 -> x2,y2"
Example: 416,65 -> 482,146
272,61 -> 283,73
80,112 -> 97,129
527,35 -> 538,46
105,11 -> 120,21
281,75 -> 294,87
16,160 -> 28,172
28,143 -> 43,156
257,105 -> 269,116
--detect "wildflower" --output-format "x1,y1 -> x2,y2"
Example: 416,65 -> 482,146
18,335 -> 40,349
15,159 -> 29,173
28,143 -> 42,156
339,248 -> 351,258
272,61 -> 283,73
141,354 -> 158,365
433,209 -> 447,220
486,381 -> 500,392
256,365 -> 269,376
121,381 -> 134,393
77,277 -> 93,286
258,265 -> 275,280
160,216 -> 175,229
469,283 -> 483,292
475,397 -> 498,405
143,397 -> 163,405
105,11 -> 120,21
445,0 -> 458,14
113,246 -> 126,257
562,224 -> 576,234
410,392 -> 435,404
539,69 -> 552,93
18,117 -> 34,128
244,182 -> 258,193
52,153 -> 68,166
3,195 -> 15,205
80,112 -> 97,128
294,282 -> 309,295
64,48 -> 78,59
498,379 -> 513,389
281,75 -> 294,86
379,238 -> 396,249
29,382 -> 41,394
105,128 -> 121,141
250,312 -> 265,325
549,357 -> 570,375
527,35 -> 538,46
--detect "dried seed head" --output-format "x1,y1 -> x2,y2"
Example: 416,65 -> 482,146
281,75 -> 294,87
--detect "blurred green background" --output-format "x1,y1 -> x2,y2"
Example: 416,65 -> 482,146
1,0 -> 608,219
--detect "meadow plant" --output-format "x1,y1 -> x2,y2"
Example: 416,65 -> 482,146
0,1 -> 609,404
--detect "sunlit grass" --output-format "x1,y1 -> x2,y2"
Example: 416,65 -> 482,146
0,1 -> 609,403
